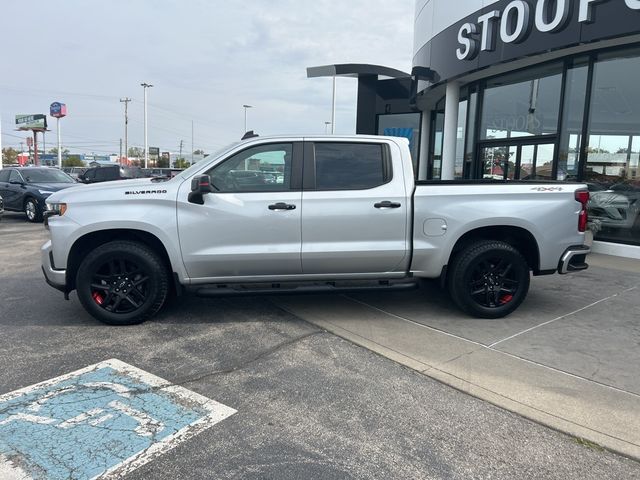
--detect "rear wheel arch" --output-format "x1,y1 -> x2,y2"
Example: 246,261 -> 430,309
446,226 -> 540,276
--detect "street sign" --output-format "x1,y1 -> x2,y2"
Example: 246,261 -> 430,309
15,114 -> 47,130
0,359 -> 236,479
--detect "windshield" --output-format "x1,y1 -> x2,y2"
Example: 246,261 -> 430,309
21,169 -> 75,184
177,142 -> 241,180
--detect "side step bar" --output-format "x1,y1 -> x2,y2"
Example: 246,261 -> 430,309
192,280 -> 419,298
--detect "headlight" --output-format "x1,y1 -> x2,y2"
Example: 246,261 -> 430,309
46,202 -> 67,216
39,190 -> 55,195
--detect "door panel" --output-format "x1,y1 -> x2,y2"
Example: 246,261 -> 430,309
177,142 -> 303,280
301,141 -> 409,274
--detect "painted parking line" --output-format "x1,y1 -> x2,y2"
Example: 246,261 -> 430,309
0,359 -> 236,479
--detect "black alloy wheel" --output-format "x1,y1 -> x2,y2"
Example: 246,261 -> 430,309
448,240 -> 530,319
76,241 -> 169,325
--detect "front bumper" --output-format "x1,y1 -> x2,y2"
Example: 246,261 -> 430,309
41,240 -> 67,292
558,245 -> 591,274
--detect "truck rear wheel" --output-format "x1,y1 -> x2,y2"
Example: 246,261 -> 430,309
76,241 -> 169,325
447,240 -> 530,319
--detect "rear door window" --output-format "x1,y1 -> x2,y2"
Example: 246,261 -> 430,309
313,143 -> 390,190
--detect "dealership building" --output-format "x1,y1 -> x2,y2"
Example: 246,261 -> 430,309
309,0 -> 640,258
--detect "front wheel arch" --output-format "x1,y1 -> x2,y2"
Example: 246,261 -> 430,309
66,229 -> 175,293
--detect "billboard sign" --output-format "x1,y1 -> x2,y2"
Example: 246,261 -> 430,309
16,114 -> 47,130
50,102 -> 67,118
149,147 -> 160,156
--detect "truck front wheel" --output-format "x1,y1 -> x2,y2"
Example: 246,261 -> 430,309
448,240 -> 530,319
76,241 -> 169,325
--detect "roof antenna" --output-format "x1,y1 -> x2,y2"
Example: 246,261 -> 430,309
241,130 -> 259,140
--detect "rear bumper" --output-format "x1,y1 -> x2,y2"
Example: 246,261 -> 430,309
41,240 -> 67,292
558,245 -> 591,274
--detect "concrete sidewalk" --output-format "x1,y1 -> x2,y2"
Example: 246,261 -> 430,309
273,253 -> 640,460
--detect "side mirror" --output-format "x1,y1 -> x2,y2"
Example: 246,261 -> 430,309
188,174 -> 214,205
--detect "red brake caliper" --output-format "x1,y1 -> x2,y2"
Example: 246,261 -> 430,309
92,292 -> 104,305
499,294 -> 513,305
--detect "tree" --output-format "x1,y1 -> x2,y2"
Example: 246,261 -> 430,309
128,147 -> 144,158
49,147 -> 70,156
62,155 -> 85,167
157,156 -> 169,168
174,158 -> 191,169
2,147 -> 19,165
193,149 -> 205,155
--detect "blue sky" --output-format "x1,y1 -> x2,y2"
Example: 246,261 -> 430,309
1,0 -> 414,156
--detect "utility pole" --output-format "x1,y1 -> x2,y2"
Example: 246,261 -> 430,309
179,140 -> 184,166
191,120 -> 194,165
119,138 -> 123,161
120,97 -> 131,164
140,83 -> 153,168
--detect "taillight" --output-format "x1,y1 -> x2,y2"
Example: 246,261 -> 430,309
575,189 -> 589,233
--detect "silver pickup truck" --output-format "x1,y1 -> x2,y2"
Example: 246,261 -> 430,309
42,135 -> 590,325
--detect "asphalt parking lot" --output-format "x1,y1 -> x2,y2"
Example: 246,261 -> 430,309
1,212 -> 639,479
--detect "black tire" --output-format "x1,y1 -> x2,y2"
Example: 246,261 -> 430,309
24,197 -> 42,223
447,240 -> 530,319
76,241 -> 169,325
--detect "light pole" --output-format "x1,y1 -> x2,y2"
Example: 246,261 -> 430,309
324,121 -> 331,134
243,104 -> 253,133
50,102 -> 67,169
120,97 -> 131,165
331,74 -> 336,134
141,83 -> 153,168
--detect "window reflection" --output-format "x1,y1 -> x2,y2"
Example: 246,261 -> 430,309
481,67 -> 562,140
586,51 -> 640,246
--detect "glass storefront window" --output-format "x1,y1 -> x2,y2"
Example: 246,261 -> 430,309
586,49 -> 640,246
558,60 -> 589,181
480,65 -> 562,140
430,111 -> 444,180
464,92 -> 478,179
378,113 -> 421,176
455,100 -> 467,179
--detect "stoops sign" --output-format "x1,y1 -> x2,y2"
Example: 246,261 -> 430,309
0,359 -> 236,479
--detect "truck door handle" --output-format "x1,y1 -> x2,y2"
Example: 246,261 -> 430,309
374,201 -> 401,209
268,202 -> 296,211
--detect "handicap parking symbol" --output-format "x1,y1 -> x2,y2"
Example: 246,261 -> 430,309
0,359 -> 236,479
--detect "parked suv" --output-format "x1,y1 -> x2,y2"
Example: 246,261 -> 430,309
0,167 -> 78,222
78,165 -> 145,184
62,167 -> 87,181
